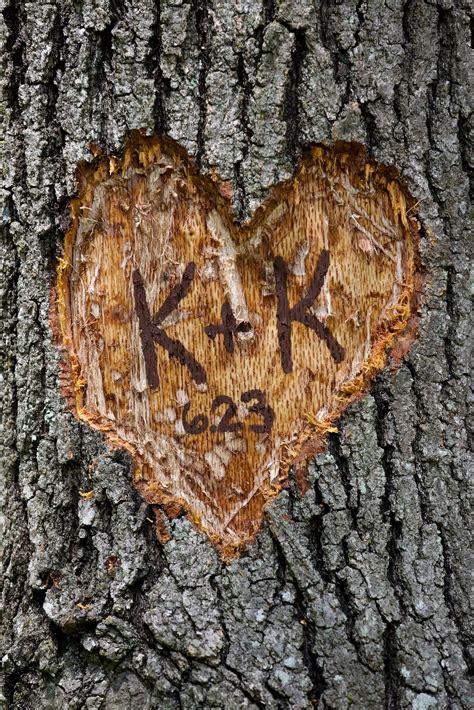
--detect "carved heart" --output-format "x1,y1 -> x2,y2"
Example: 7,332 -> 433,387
55,132 -> 419,556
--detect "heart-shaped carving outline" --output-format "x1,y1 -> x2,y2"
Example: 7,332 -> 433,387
53,131 -> 422,558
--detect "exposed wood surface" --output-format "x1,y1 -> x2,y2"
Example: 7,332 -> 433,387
57,134 -> 418,553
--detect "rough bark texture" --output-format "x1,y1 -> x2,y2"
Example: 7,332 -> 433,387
0,1 -> 472,708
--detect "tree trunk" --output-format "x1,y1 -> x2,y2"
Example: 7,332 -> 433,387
1,1 -> 471,708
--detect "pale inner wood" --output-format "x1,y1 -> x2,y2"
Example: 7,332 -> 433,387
58,136 -> 417,554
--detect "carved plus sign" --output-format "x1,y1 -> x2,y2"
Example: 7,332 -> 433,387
204,301 -> 252,353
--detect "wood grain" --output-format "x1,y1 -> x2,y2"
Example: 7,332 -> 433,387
55,132 -> 419,556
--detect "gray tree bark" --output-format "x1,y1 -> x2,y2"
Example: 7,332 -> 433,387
1,1 -> 472,708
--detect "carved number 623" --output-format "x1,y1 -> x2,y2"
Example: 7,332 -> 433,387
182,389 -> 274,436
